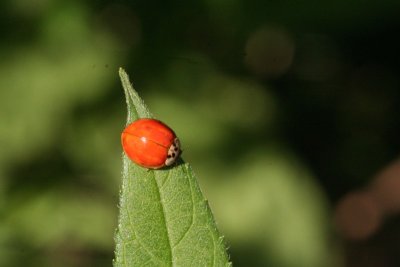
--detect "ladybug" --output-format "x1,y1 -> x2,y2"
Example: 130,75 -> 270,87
121,118 -> 181,169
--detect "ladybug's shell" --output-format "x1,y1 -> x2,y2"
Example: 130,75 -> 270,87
121,119 -> 177,169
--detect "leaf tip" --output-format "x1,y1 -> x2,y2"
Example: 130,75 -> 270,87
118,66 -> 126,75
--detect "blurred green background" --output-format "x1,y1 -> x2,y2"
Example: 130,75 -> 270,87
1,0 -> 400,266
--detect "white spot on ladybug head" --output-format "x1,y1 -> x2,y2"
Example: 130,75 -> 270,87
165,138 -> 181,166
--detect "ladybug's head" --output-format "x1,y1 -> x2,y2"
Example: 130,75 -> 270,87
165,138 -> 181,166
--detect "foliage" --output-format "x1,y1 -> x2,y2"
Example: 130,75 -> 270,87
1,0 -> 400,266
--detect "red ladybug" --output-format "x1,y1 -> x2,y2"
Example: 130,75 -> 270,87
121,118 -> 181,169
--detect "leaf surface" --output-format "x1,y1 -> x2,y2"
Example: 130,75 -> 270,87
114,68 -> 231,267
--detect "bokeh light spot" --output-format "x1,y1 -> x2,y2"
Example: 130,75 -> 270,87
244,26 -> 295,78
334,191 -> 382,241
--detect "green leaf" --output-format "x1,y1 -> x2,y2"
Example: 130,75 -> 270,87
114,68 -> 231,267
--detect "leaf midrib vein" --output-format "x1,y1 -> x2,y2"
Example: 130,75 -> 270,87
153,171 -> 173,267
